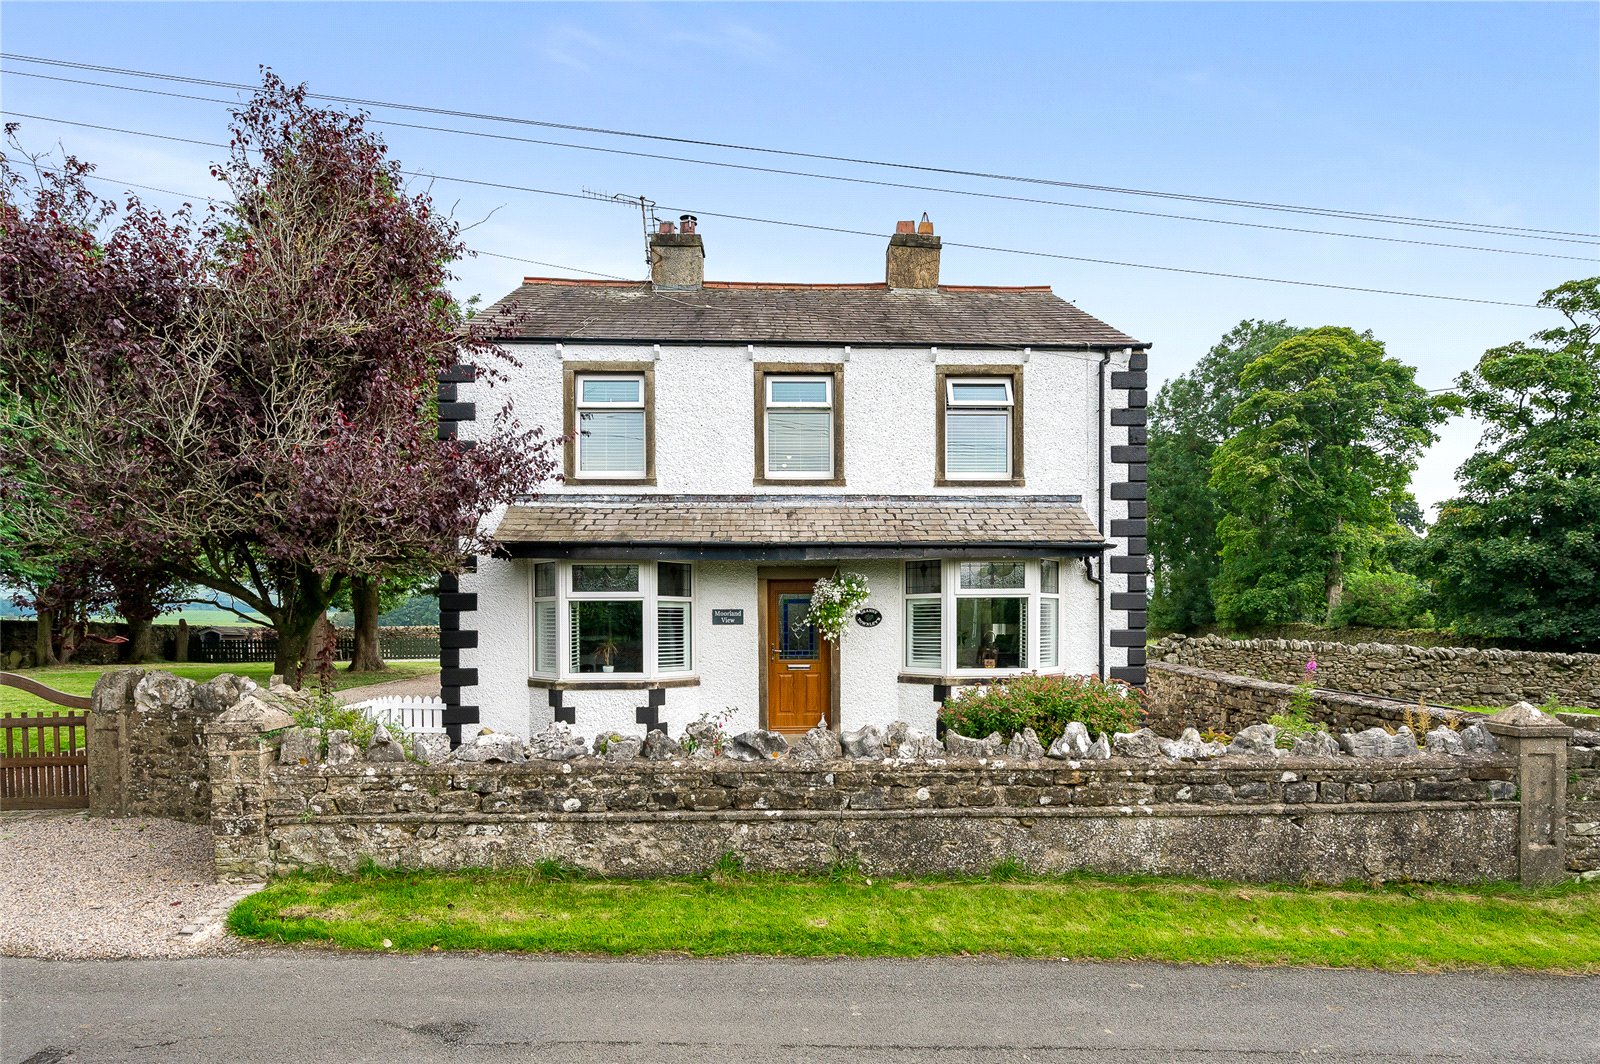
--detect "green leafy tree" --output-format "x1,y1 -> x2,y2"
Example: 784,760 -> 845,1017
1210,327 -> 1458,628
1147,320 -> 1304,632
1425,277 -> 1600,649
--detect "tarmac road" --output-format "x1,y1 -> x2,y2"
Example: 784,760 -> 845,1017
2,953 -> 1595,1063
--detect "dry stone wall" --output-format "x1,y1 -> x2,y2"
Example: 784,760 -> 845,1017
87,669 -> 252,823
1571,730 -> 1600,880
212,737 -> 1525,885
1144,662 -> 1481,737
1151,634 -> 1600,708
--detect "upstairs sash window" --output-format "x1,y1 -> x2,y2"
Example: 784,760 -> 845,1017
944,378 -> 1014,479
764,375 -> 834,478
576,374 -> 646,478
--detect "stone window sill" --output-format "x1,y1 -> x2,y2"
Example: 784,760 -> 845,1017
898,670 -> 1065,686
527,676 -> 700,691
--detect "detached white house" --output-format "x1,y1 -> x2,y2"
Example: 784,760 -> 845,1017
435,218 -> 1149,744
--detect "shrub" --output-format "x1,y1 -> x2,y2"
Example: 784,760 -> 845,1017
939,674 -> 1145,745
291,691 -> 412,758
1330,570 -> 1435,630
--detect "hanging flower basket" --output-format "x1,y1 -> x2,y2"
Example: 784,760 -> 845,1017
806,571 -> 870,642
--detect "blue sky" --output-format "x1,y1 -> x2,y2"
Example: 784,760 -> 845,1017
4,2 -> 1596,514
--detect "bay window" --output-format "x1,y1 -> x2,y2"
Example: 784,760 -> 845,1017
529,560 -> 694,680
901,558 -> 1065,675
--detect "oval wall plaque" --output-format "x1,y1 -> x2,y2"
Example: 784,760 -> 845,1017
855,607 -> 883,628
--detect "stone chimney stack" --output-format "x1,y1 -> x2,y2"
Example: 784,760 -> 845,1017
650,215 -> 704,289
886,214 -> 940,289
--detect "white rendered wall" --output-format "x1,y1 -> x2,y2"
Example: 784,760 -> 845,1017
457,341 -> 1138,738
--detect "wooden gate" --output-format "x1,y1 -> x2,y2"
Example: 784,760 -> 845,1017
0,673 -> 91,810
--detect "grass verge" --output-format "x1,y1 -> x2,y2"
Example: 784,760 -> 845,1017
0,660 -> 439,715
229,866 -> 1600,972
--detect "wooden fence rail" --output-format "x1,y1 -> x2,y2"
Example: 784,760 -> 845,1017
0,712 -> 90,809
0,672 -> 92,809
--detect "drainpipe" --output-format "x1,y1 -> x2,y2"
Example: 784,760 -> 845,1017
1096,349 -> 1108,679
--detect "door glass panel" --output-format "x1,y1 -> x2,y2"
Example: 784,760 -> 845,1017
778,593 -> 818,660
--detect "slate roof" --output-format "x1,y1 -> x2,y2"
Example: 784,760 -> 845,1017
492,495 -> 1107,559
472,280 -> 1144,348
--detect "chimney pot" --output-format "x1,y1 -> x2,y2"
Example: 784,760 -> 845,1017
886,216 -> 941,290
650,221 -> 704,289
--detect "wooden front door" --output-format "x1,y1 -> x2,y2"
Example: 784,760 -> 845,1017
765,580 -> 831,733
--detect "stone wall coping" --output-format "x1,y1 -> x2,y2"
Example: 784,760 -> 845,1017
1146,661 -> 1475,721
1154,633 -> 1600,667
1486,702 -> 1575,739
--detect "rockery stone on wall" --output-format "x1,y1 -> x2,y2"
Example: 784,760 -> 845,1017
1151,634 -> 1600,708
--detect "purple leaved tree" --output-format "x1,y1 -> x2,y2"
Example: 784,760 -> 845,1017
0,77 -> 555,685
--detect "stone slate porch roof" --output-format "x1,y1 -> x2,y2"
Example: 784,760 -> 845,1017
473,279 -> 1145,348
492,495 -> 1107,561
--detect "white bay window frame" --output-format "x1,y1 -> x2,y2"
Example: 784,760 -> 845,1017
528,559 -> 695,681
900,558 -> 1067,677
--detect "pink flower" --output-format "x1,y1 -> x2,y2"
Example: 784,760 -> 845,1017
1305,659 -> 1318,674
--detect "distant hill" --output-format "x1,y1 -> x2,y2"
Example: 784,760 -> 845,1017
330,593 -> 440,629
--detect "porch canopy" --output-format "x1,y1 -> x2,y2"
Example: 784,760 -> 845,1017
491,494 -> 1108,561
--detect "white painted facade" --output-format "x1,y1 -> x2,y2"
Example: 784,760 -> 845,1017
454,337 -> 1142,741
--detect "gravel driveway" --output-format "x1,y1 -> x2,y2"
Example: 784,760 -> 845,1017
0,812 -> 257,959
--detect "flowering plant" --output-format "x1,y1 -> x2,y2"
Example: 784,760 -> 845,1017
805,571 -> 870,642
1269,658 -> 1324,747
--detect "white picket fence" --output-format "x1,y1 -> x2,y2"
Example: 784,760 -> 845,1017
349,695 -> 446,735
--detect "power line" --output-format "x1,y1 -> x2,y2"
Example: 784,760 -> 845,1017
7,111 -> 1552,310
7,70 -> 1598,259
35,166 -> 1114,361
4,52 -> 1596,243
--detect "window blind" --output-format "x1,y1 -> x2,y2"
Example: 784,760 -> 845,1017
567,602 -> 582,672
946,410 -> 1010,476
1038,598 -> 1058,668
766,409 -> 832,475
535,600 -> 557,673
906,599 -> 943,669
577,410 -> 645,475
657,601 -> 691,671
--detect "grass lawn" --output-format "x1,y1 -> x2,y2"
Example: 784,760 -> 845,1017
1,660 -> 439,715
229,866 -> 1600,973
